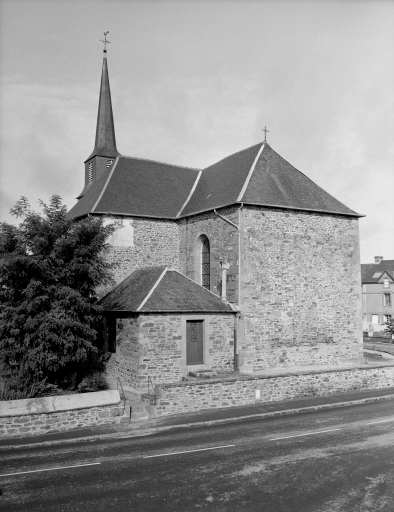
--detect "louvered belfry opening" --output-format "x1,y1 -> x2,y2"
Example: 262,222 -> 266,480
201,236 -> 210,290
88,162 -> 93,183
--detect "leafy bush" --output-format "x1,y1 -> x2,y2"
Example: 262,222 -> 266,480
0,370 -> 60,400
77,372 -> 108,393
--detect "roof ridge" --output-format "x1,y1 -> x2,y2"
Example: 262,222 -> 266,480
91,156 -> 120,212
236,142 -> 265,202
202,141 -> 263,172
176,170 -> 202,217
136,267 -> 168,311
118,154 -> 200,171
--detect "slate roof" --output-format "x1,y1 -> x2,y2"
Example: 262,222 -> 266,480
98,266 -> 235,313
67,156 -> 199,220
181,143 -> 359,217
86,57 -> 120,161
180,143 -> 260,216
361,260 -> 394,284
68,142 -> 361,220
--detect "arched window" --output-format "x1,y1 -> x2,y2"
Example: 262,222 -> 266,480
194,235 -> 211,290
201,236 -> 210,290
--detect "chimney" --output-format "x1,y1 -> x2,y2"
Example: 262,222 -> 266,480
374,256 -> 383,264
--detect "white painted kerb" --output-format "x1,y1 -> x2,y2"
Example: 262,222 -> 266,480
0,389 -> 121,417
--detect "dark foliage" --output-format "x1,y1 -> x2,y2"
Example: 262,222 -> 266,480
0,196 -> 115,397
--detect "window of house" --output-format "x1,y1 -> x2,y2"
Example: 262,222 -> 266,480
194,234 -> 211,289
106,159 -> 113,169
88,162 -> 93,183
201,237 -> 210,290
383,293 -> 391,307
371,314 -> 379,324
384,314 -> 392,324
384,278 -> 389,288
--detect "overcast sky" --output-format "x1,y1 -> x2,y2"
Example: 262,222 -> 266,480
0,0 -> 393,263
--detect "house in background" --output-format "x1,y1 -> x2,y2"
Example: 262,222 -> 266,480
67,52 -> 364,391
361,256 -> 394,334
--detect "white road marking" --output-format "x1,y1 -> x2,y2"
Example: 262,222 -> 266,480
270,428 -> 341,441
366,418 -> 394,425
143,444 -> 235,458
0,462 -> 101,477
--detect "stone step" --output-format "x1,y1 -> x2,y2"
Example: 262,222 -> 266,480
119,404 -> 149,422
130,410 -> 149,420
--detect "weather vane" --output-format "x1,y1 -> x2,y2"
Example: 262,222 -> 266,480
262,126 -> 269,143
100,31 -> 111,53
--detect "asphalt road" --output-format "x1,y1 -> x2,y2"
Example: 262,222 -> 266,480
1,400 -> 394,511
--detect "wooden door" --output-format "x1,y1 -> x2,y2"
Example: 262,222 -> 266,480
186,320 -> 204,365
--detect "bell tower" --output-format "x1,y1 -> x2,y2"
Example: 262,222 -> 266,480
78,32 -> 120,199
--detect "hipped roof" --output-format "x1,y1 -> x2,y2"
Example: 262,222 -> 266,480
98,266 -> 235,313
68,142 -> 361,220
361,260 -> 394,284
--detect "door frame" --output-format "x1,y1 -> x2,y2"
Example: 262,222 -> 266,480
186,319 -> 204,365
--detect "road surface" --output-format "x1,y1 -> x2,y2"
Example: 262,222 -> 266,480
1,399 -> 394,511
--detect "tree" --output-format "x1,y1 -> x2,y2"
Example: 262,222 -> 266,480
0,196 -> 115,396
385,315 -> 394,340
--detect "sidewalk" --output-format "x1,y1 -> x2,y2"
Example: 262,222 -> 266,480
2,386 -> 394,450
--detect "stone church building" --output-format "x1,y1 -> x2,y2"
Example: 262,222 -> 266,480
67,55 -> 363,392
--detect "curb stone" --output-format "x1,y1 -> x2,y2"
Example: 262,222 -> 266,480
1,393 -> 394,451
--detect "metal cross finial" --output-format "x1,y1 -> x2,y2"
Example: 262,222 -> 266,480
262,126 -> 269,143
100,31 -> 111,53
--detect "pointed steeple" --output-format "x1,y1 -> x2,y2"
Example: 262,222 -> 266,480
86,56 -> 120,161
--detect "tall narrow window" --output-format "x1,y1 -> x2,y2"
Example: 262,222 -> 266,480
88,162 -> 93,184
383,293 -> 391,307
201,237 -> 210,290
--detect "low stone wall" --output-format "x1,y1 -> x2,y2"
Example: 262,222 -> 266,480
0,390 -> 130,439
149,364 -> 394,418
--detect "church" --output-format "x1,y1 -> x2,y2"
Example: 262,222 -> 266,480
67,53 -> 363,393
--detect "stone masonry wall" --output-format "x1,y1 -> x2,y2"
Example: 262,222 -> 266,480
179,207 -> 240,303
106,317 -> 139,388
0,404 -> 128,439
240,206 -> 362,370
107,314 -> 184,391
104,216 -> 180,285
150,364 -> 394,417
206,315 -> 235,373
107,313 -> 235,391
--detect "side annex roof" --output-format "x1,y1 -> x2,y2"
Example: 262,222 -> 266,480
98,266 -> 235,313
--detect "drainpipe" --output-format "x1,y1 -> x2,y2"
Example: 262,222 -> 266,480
236,204 -> 243,370
220,261 -> 231,301
213,207 -> 242,371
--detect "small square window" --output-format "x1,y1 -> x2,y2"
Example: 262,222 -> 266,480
383,294 -> 391,307
384,314 -> 392,324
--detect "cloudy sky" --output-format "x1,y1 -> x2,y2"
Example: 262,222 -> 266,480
0,0 -> 393,263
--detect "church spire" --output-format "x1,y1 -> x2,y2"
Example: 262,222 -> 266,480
86,35 -> 120,162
